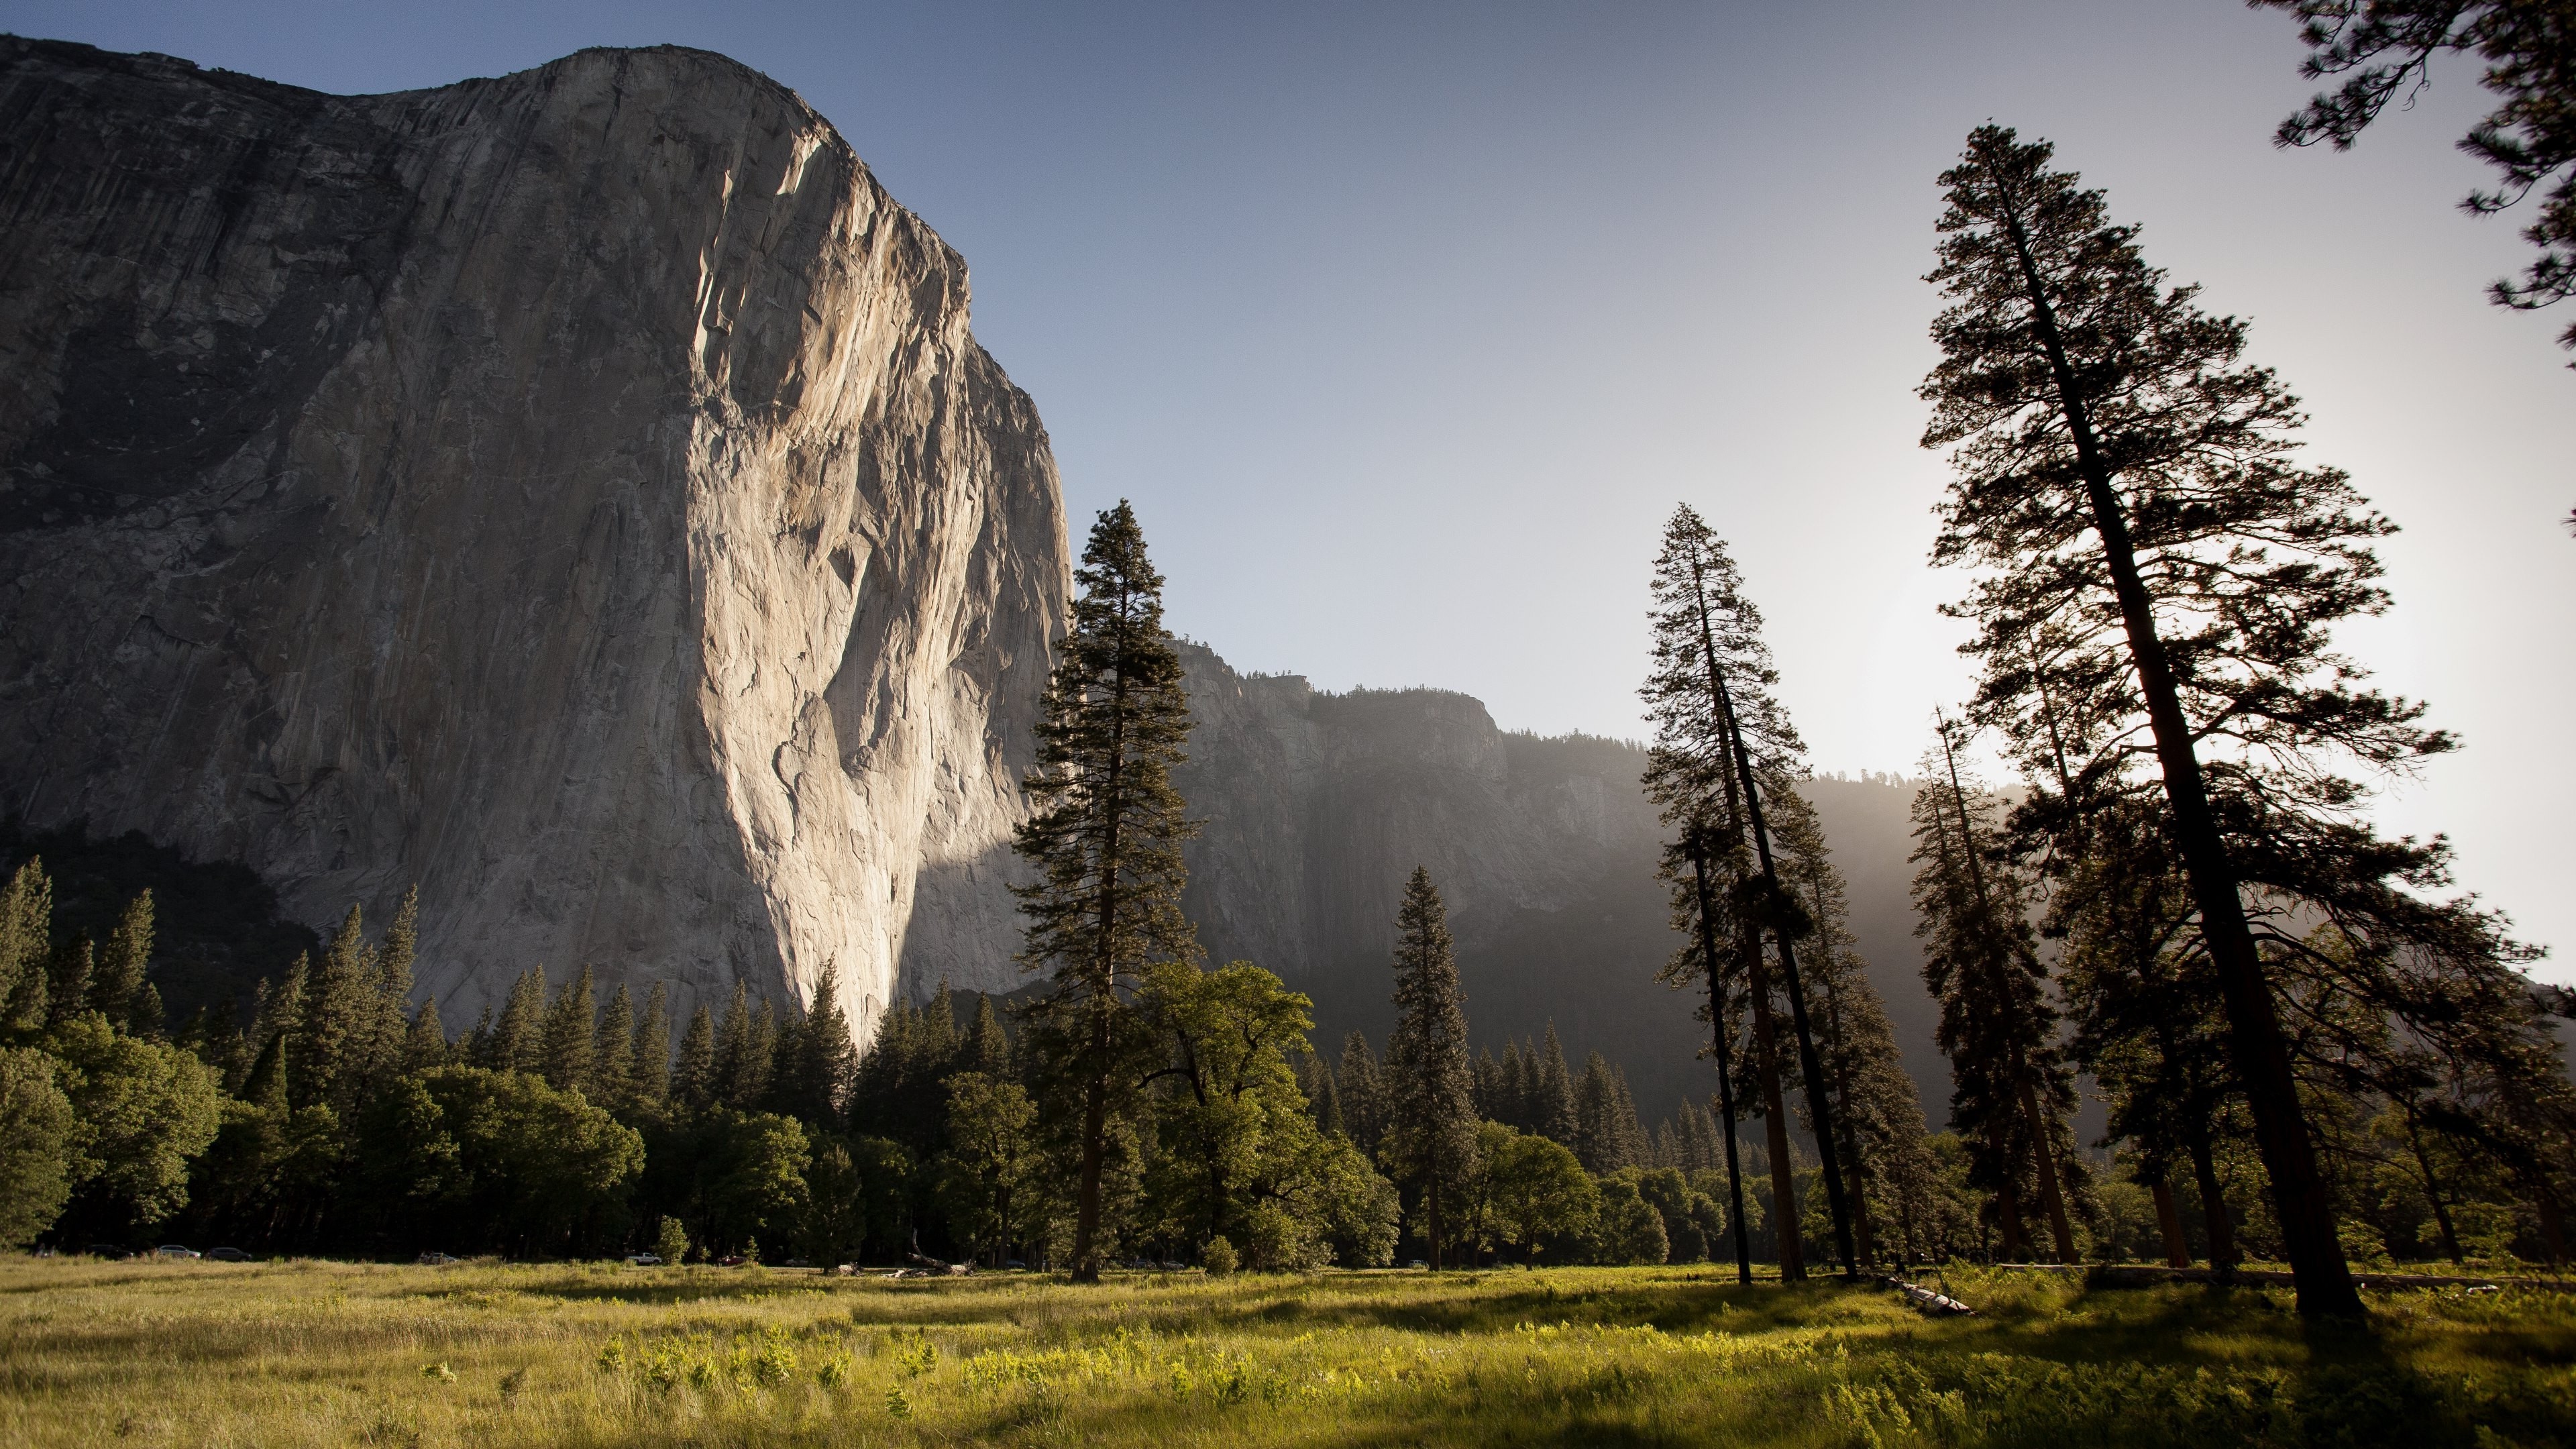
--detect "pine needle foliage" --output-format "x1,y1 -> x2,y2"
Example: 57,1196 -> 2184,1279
1012,500 -> 1201,1283
2259,0 -> 2576,356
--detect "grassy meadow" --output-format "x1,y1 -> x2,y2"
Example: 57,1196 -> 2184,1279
1,1257 -> 2571,1448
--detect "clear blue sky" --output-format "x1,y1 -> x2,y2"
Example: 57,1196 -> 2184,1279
8,1 -> 2570,974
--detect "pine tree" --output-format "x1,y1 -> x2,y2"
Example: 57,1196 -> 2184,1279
1574,1053 -> 1647,1174
405,996 -> 449,1073
0,859 -> 50,1032
1915,125 -> 2498,1312
1531,1024 -> 1579,1148
713,981 -> 755,1107
1910,719 -> 2080,1263
1336,1031 -> 1387,1155
633,982 -> 672,1104
539,965 -> 597,1095
593,983 -> 637,1110
774,965 -> 858,1128
303,906 -> 373,1109
1640,505 -> 1855,1278
93,890 -> 152,1029
960,992 -> 1011,1079
1010,501 -> 1202,1284
746,998 -> 778,1108
256,954 -> 309,1074
2053,798 -> 2245,1273
1383,867 -> 1480,1271
364,888 -> 421,1098
46,934 -> 93,1028
674,1004 -> 718,1112
486,969 -> 545,1074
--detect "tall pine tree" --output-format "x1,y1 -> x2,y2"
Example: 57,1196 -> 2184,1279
1916,125 -> 2538,1312
1640,504 -> 1856,1278
1012,501 -> 1201,1283
1909,718 -> 2079,1263
1383,867 -> 1479,1271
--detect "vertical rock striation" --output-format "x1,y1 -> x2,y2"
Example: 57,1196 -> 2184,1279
0,38 -> 1066,1038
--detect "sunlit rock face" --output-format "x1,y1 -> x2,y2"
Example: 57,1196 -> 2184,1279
0,39 -> 1066,1040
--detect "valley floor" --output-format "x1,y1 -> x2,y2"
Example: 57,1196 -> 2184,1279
0,1258 -> 2569,1448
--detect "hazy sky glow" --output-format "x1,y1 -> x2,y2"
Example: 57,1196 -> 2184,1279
8,1 -> 2570,974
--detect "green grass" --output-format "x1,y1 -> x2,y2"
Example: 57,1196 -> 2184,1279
1,1258 -> 2569,1447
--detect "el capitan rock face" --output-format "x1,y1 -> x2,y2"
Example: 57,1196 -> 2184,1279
0,38 -> 1066,1038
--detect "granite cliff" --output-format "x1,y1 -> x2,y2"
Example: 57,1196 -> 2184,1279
0,39 -> 1065,1039
0,38 -> 1945,1112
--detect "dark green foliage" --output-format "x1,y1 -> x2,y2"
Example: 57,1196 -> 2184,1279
767,964 -> 857,1128
673,1005 -> 716,1112
356,1065 -> 643,1258
482,969 -> 545,1075
0,1046 -> 74,1246
539,964 -> 597,1096
1383,868 -> 1480,1269
1011,501 -> 1201,1283
1334,1030 -> 1387,1155
47,1013 -> 225,1241
2261,0 -> 2576,353
1467,1123 -> 1597,1263
1572,1051 -> 1648,1174
631,983 -> 672,1106
0,822 -> 321,1030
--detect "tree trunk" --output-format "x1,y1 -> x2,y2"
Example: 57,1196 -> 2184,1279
2403,1117 -> 2465,1266
2014,1073 -> 2077,1262
2152,1175 -> 2190,1269
1746,958 -> 1804,1281
2186,1122 -> 2238,1275
1428,1178 -> 1444,1272
2536,1191 -> 2569,1265
1992,180 -> 2360,1318
1688,843 -> 1757,1285
1690,555 -> 1856,1278
1996,1178 -> 2028,1261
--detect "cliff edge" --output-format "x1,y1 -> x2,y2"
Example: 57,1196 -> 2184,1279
0,39 -> 1067,1038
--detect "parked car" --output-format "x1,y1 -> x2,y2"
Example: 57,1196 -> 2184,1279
153,1245 -> 199,1260
714,1254 -> 747,1267
417,1251 -> 461,1266
85,1244 -> 132,1260
622,1253 -> 662,1267
205,1247 -> 251,1263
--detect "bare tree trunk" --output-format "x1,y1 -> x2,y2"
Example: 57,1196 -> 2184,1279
1688,842 -> 1756,1285
2187,1124 -> 2238,1275
2015,1074 -> 2077,1262
1747,963 -> 1804,1282
1996,1179 -> 2028,1261
2403,1116 -> 2464,1266
2152,1175 -> 2190,1268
